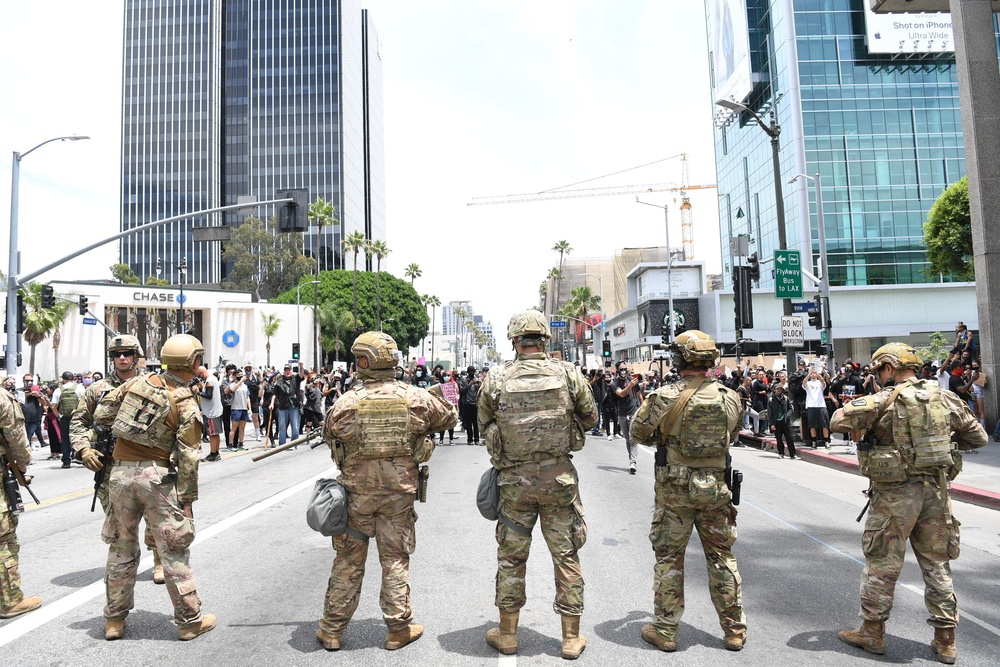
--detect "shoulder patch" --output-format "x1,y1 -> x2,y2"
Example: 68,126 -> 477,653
851,398 -> 868,406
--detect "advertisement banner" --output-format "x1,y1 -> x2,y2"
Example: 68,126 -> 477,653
864,4 -> 954,54
708,0 -> 752,107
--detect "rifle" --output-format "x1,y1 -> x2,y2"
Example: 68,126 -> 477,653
251,428 -> 323,462
2,452 -> 40,513
91,425 -> 117,512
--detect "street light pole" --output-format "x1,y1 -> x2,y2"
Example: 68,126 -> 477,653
296,280 -> 321,365
716,99 -> 796,373
6,135 -> 90,375
636,199 -> 675,346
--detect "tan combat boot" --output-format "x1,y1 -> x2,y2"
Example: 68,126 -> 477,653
931,627 -> 957,664
104,619 -> 126,641
724,630 -> 747,651
385,623 -> 423,650
152,549 -> 165,585
486,610 -> 519,655
560,615 -> 586,660
178,614 -> 217,641
640,624 -> 677,652
0,596 -> 42,619
316,628 -> 341,651
838,619 -> 886,655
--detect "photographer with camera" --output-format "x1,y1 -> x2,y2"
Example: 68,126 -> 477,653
612,361 -> 642,475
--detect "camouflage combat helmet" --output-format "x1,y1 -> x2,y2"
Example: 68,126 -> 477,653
351,331 -> 398,370
670,330 -> 719,367
870,342 -> 922,374
507,309 -> 550,340
108,334 -> 144,358
160,334 -> 205,370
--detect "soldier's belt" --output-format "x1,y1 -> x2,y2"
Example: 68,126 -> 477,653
113,459 -> 170,468
513,453 -> 569,467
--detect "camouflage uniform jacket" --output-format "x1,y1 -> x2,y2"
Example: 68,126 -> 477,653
0,391 -> 30,470
631,376 -> 742,466
478,352 -> 598,469
831,377 -> 986,483
95,372 -> 204,505
69,372 -> 136,455
324,374 -> 458,496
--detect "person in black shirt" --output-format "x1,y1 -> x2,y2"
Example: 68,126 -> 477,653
750,371 -> 769,436
458,366 -> 481,445
271,362 -> 305,445
767,385 -> 796,459
612,361 -> 642,475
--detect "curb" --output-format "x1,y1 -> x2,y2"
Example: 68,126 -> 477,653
737,431 -> 1000,512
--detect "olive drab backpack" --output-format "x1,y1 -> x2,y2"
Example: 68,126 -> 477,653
662,376 -> 731,459
58,383 -> 80,416
891,382 -> 954,471
495,360 -> 575,460
349,385 -> 413,461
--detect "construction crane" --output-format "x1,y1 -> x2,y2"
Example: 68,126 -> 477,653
468,153 -> 715,260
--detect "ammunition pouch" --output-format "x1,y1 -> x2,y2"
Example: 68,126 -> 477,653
866,446 -> 908,484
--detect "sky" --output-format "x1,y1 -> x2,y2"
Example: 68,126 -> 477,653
0,1 -> 720,353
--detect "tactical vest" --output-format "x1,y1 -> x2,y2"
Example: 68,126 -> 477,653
667,381 -> 731,461
111,375 -> 190,453
496,360 -> 574,462
58,383 -> 80,416
346,384 -> 414,461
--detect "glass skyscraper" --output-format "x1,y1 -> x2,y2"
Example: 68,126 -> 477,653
708,0 -> 998,290
120,0 -> 385,284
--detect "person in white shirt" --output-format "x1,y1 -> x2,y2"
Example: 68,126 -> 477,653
802,368 -> 830,448
195,368 -> 224,461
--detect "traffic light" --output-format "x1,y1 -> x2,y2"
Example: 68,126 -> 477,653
78,295 -> 88,316
747,252 -> 761,284
808,294 -> 823,329
733,266 -> 753,329
277,188 -> 309,232
292,342 -> 301,360
602,340 -> 611,357
41,285 -> 56,309
17,295 -> 25,334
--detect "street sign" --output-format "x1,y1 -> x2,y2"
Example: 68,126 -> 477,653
781,315 -> 805,348
791,301 -> 813,314
820,330 -> 829,345
82,317 -> 97,325
774,249 -> 803,299
549,320 -> 567,329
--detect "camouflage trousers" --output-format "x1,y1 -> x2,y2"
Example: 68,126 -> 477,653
495,459 -> 587,616
321,492 -> 417,636
649,466 -> 745,641
101,462 -> 202,626
0,509 -> 24,611
96,482 -> 158,553
859,477 -> 960,628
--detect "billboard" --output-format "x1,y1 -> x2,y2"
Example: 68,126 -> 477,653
864,4 -> 954,54
708,0 -> 752,108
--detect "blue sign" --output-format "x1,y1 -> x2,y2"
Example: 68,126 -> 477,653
82,317 -> 98,325
549,320 -> 567,328
791,302 -> 813,314
177,293 -> 187,304
222,330 -> 240,347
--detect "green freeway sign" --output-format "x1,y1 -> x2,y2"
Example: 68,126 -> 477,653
774,249 -> 803,299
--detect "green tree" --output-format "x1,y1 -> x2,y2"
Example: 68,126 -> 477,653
425,295 -> 440,365
924,176 -> 973,281
559,285 -> 601,367
317,304 -> 359,363
145,276 -> 169,286
222,216 -> 313,299
110,263 -> 140,285
260,312 -> 282,368
341,231 -> 368,328
272,270 -> 428,355
404,263 -> 422,285
920,331 -> 950,364
21,282 -> 73,375
368,239 -> 390,327
552,240 -> 572,309
308,197 -> 339,272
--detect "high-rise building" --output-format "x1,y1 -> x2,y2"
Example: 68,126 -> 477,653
708,0 -> 991,289
442,301 -> 474,336
119,0 -> 384,285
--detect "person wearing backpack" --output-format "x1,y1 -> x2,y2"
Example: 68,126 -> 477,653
52,371 -> 86,469
630,330 -> 746,653
458,366 -> 481,445
831,343 -> 986,664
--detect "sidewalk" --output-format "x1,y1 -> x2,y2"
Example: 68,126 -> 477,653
739,431 -> 1000,511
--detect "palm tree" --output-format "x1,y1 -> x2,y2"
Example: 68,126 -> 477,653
560,285 -> 601,367
552,240 -> 572,311
318,303 -> 359,363
260,312 -> 282,368
21,283 -> 73,375
404,263 -> 422,285
307,198 -> 338,272
425,295 -> 440,365
369,239 -> 390,327
341,231 -> 367,329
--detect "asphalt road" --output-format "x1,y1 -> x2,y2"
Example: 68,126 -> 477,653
3,432 -> 999,666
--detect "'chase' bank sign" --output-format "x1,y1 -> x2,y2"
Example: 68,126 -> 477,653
132,292 -> 177,303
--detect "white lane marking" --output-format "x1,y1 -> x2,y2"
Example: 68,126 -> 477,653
747,501 -> 1000,639
0,468 -> 334,648
498,653 -> 517,666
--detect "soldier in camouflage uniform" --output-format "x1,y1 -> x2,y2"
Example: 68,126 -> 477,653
95,334 -> 216,641
630,330 -> 746,652
70,335 -> 166,584
318,331 -> 457,652
832,342 -> 986,664
0,387 -> 42,619
478,310 -> 598,661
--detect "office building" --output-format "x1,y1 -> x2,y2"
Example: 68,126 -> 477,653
119,0 -> 385,286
